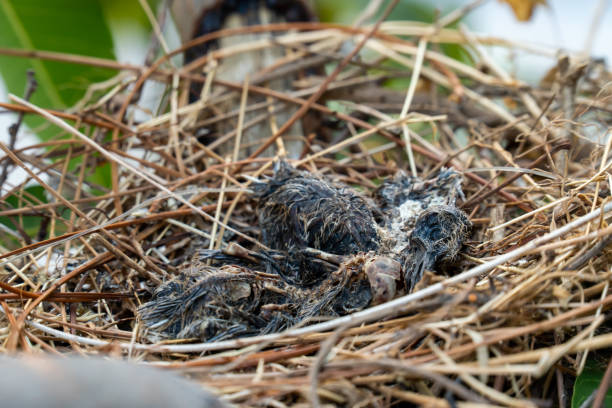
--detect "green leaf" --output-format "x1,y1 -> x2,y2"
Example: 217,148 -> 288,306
315,0 -> 472,69
572,360 -> 612,408
0,184 -> 48,247
0,0 -> 116,140
316,0 -> 438,27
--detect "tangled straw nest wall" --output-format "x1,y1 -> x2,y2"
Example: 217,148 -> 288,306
0,1 -> 611,406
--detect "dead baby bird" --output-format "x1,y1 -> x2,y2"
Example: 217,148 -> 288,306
253,161 -> 381,285
253,161 -> 470,290
373,169 -> 471,290
139,161 -> 471,341
139,249 -> 385,340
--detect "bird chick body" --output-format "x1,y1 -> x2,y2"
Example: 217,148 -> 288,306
140,162 -> 471,341
254,161 -> 380,257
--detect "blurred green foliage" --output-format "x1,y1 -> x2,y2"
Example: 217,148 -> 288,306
0,0 -> 156,231
315,0 -> 473,89
0,185 -> 48,245
315,0 -> 436,23
0,1 -> 116,124
572,359 -> 612,408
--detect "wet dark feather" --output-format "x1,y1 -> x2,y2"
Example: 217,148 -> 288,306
254,161 -> 380,256
139,161 -> 471,341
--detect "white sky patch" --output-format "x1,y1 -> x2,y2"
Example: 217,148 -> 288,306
462,0 -> 612,83
0,76 -> 48,195
106,9 -> 183,124
104,11 -> 184,173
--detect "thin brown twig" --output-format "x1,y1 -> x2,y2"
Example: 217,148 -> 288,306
592,356 -> 612,408
243,0 -> 401,163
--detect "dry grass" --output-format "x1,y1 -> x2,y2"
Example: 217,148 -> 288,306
0,5 -> 611,407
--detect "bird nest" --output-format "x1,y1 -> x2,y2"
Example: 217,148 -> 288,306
1,8 -> 612,408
